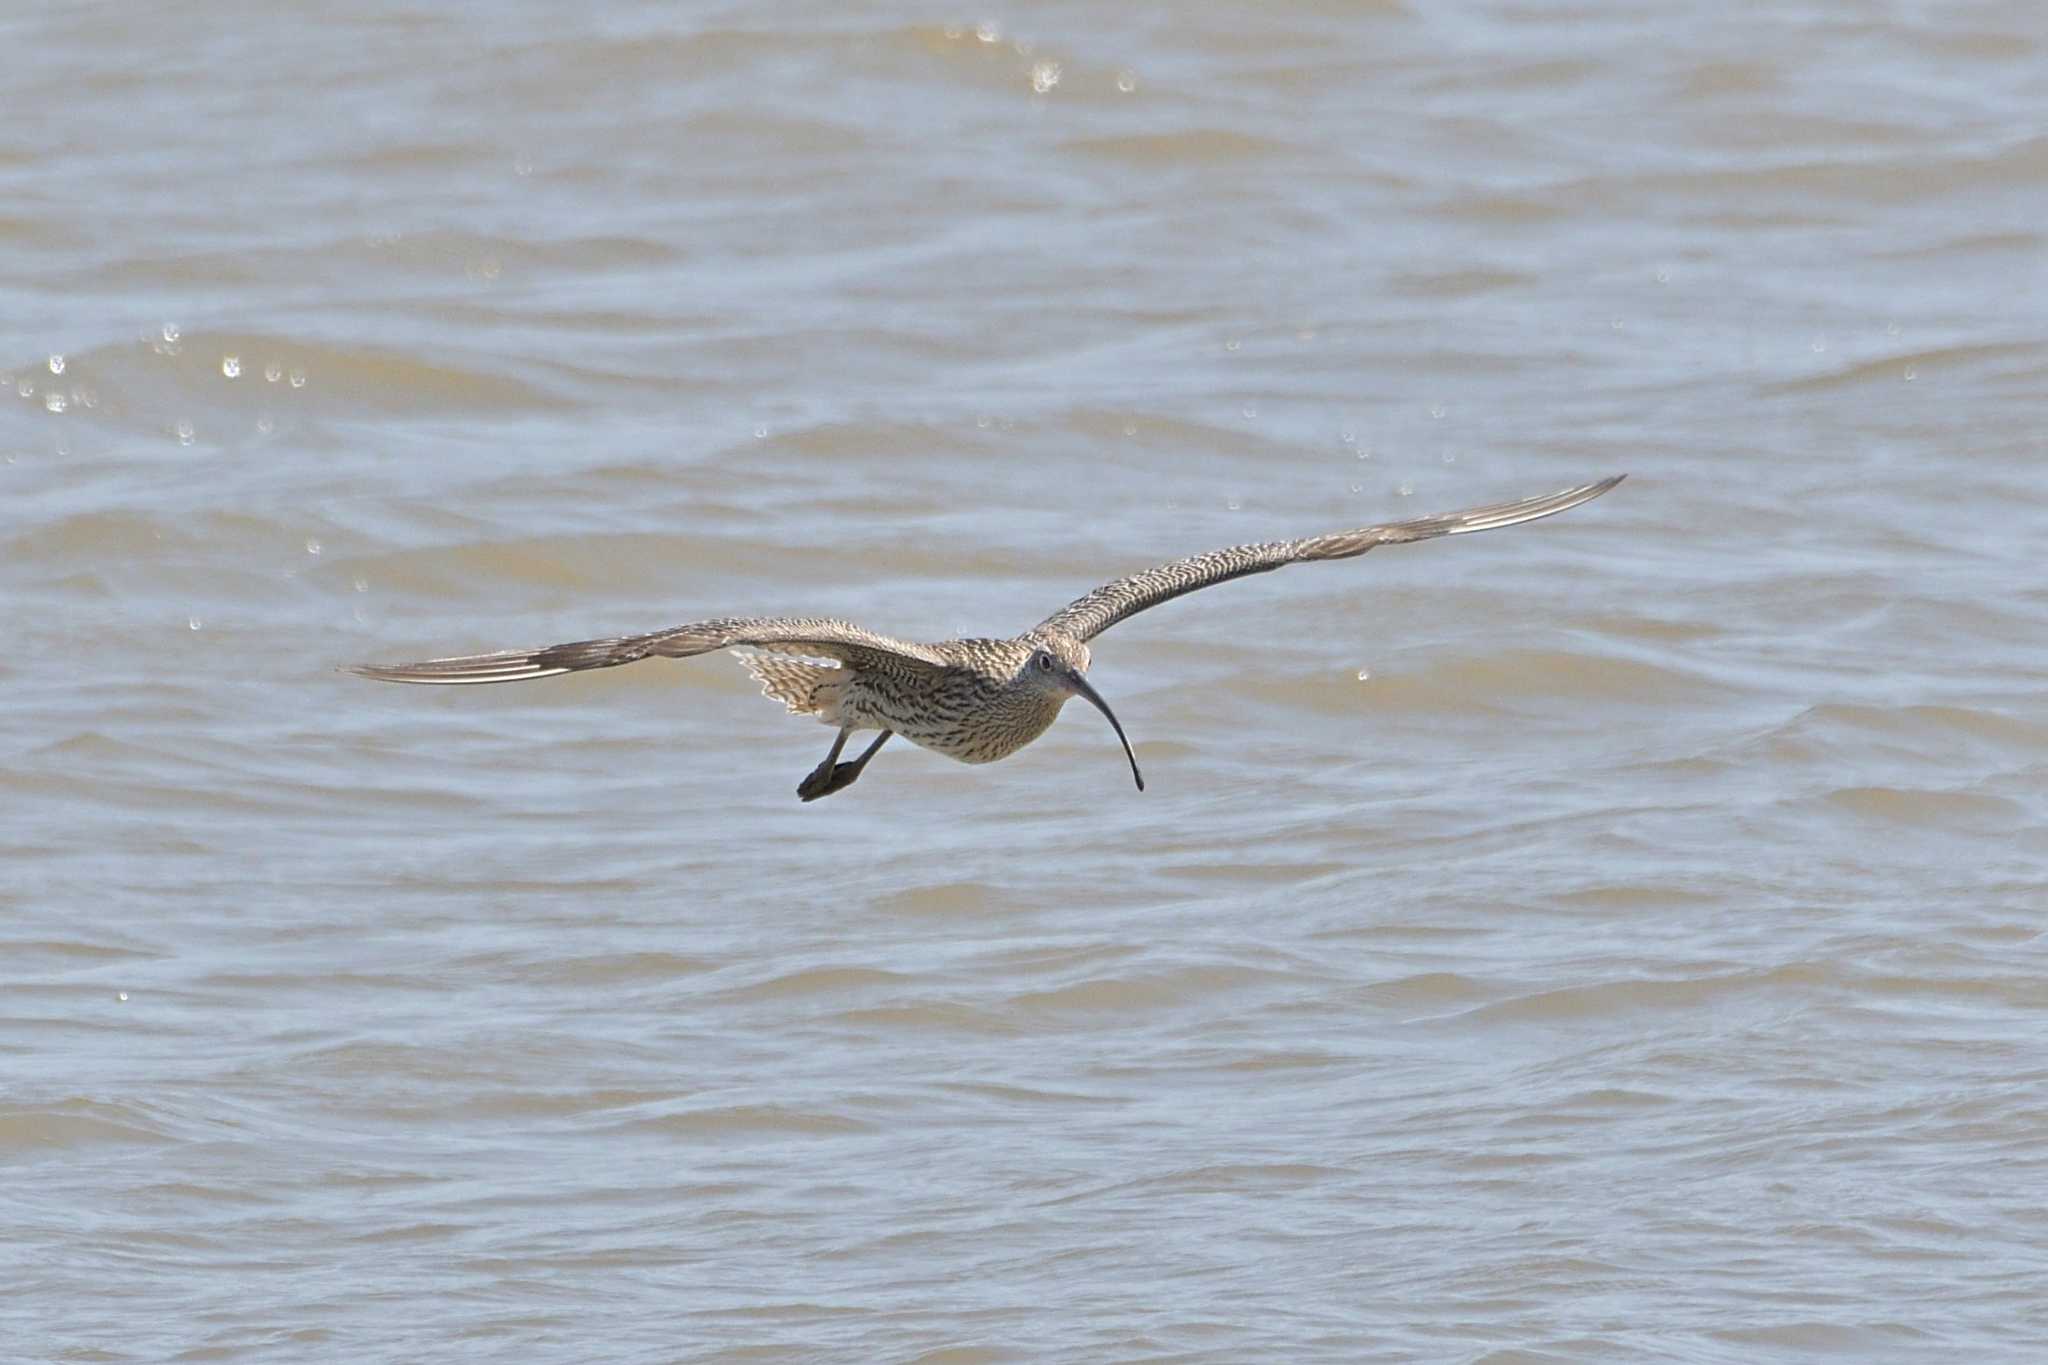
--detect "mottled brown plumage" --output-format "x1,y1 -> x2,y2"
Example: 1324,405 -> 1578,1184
348,475 -> 1622,801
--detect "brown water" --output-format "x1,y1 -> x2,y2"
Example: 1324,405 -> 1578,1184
6,3 -> 2047,1361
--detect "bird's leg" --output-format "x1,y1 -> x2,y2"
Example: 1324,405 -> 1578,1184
796,728 -> 852,802
796,729 -> 893,803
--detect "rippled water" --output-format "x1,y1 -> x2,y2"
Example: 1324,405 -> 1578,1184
6,3 -> 2047,1360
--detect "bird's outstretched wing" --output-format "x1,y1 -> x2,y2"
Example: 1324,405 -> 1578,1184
347,616 -> 943,685
1035,475 -> 1623,643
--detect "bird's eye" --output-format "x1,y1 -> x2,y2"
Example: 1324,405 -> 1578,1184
1036,652 -> 1054,671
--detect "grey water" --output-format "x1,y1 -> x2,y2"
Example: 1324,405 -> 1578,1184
5,3 -> 2047,1360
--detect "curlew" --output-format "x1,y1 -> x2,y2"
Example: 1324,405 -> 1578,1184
349,475 -> 1622,801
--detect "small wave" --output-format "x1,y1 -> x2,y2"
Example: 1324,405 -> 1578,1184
2,938 -> 159,965
870,880 -> 1006,917
1386,267 -> 1532,299
618,1104 -> 872,1138
0,1098 -> 176,1155
522,952 -> 718,986
9,331 -> 566,437
903,1349 -> 1007,1365
1428,190 -> 1571,224
1362,971 -> 1495,1011
1558,135 -> 2048,216
350,1221 -> 465,1245
1462,964 -> 1830,1025
1298,648 -> 1723,715
4,510 -> 197,561
721,966 -> 913,1003
1042,1162 -> 1350,1209
1145,1162 -> 1349,1192
1710,1322 -> 1938,1354
1762,341 -> 2037,394
1781,701 -> 2048,758
678,111 -> 867,155
834,1003 -> 1023,1036
1822,784 -> 2023,829
1009,963 -> 1287,1014
937,1081 -> 1122,1108
1062,129 -> 1298,163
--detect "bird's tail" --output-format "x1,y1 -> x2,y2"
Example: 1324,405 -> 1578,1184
738,652 -> 843,717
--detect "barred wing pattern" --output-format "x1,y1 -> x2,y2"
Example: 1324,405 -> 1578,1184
1036,476 -> 1623,643
347,616 -> 945,685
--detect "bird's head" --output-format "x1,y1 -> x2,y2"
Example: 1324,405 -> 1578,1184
1016,633 -> 1142,792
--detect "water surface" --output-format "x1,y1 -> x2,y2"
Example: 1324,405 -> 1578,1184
5,3 -> 2046,1361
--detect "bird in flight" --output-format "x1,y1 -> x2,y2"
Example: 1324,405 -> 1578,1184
350,475 -> 1622,802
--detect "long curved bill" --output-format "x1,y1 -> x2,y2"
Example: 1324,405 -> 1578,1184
1067,672 -> 1145,792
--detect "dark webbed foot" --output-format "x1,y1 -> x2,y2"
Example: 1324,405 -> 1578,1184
797,760 -> 863,802
796,728 -> 894,803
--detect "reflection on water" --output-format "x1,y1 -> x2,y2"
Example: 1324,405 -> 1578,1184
4,1 -> 2046,1360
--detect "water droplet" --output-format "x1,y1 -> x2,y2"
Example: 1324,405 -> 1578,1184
1441,452 -> 1456,464
265,360 -> 282,383
1887,321 -> 1900,336
753,424 -> 768,439
188,616 -> 202,631
1355,447 -> 1372,460
1355,667 -> 1372,682
1014,37 -> 1035,57
117,991 -> 129,1002
222,354 -> 241,378
1903,367 -> 1916,382
16,377 -> 33,398
1242,403 -> 1258,419
1349,482 -> 1362,494
162,322 -> 180,343
43,391 -> 65,413
1030,61 -> 1061,94
1655,267 -> 1671,283
975,414 -> 991,429
1340,427 -> 1356,444
256,415 -> 274,434
47,353 -> 64,375
176,419 -> 195,445
1115,69 -> 1138,94
1224,338 -> 1240,352
288,368 -> 307,388
514,152 -> 534,177
305,537 -> 322,556
1810,336 -> 1826,354
943,22 -> 963,39
1226,496 -> 1242,511
1429,403 -> 1446,419
1122,422 -> 1137,437
353,575 -> 369,593
975,20 -> 1000,43
1611,318 -> 1624,330
1397,481 -> 1414,497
